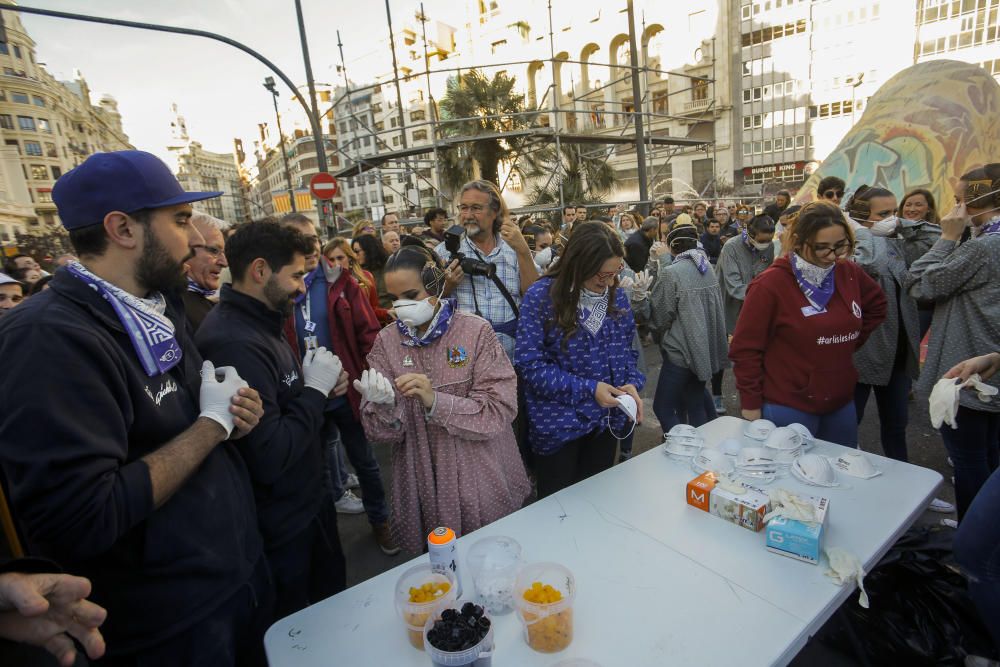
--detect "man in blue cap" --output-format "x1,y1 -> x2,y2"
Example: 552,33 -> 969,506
0,150 -> 273,665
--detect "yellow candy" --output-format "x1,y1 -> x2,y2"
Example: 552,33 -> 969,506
408,580 -> 451,604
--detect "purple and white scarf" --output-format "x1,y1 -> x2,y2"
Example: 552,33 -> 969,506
66,262 -> 182,376
399,298 -> 457,348
790,253 -> 836,312
186,277 -> 216,298
672,248 -> 710,274
978,216 -> 1000,237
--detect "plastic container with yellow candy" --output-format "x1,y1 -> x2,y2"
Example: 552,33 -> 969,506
513,562 -> 576,653
394,564 -> 457,650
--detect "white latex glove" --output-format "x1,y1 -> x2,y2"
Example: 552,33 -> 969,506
929,373 -> 999,429
825,547 -> 869,609
199,360 -> 249,437
302,346 -> 343,396
631,270 -> 653,301
353,369 -> 396,406
651,241 -> 669,257
619,276 -> 635,292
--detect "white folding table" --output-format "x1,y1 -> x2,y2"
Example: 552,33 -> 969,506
265,416 -> 942,666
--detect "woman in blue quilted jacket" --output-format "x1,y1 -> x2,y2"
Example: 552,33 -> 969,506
515,222 -> 645,498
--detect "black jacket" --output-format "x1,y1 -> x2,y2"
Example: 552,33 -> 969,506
0,270 -> 261,655
197,285 -> 327,550
182,289 -> 215,332
701,232 -> 723,264
624,231 -> 654,273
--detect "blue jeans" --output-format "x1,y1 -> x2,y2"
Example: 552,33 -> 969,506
854,364 -> 911,462
322,402 -> 389,525
939,406 -> 1000,521
653,359 -> 710,431
762,401 -> 858,447
954,465 -> 1000,652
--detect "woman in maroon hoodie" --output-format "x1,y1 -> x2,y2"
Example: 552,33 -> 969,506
730,201 -> 887,446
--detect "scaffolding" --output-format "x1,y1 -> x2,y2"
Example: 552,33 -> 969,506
327,0 -> 723,216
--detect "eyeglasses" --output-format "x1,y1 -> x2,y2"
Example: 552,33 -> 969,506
823,190 -> 845,199
595,261 -> 625,281
457,204 -> 488,215
192,244 -> 225,258
807,240 -> 852,257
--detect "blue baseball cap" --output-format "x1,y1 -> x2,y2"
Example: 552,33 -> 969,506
53,150 -> 222,230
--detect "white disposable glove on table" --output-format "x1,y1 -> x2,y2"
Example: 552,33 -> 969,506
199,360 -> 250,437
353,369 -> 396,406
302,346 -> 344,396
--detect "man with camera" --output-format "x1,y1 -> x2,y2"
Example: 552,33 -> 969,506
436,180 -> 538,359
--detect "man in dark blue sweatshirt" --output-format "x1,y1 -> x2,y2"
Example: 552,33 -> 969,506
0,151 -> 271,665
197,221 -> 349,618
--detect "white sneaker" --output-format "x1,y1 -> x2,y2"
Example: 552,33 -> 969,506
940,518 -> 958,529
928,497 -> 955,513
345,473 -> 360,490
335,489 -> 365,514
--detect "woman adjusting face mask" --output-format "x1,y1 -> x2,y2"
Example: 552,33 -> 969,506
392,296 -> 437,328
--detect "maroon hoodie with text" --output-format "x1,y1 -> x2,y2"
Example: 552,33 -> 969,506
729,255 -> 887,413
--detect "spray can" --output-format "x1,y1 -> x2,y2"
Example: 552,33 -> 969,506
427,526 -> 462,598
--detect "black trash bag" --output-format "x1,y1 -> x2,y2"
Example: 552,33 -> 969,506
822,524 -> 997,666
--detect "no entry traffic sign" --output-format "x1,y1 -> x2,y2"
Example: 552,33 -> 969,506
309,172 -> 338,200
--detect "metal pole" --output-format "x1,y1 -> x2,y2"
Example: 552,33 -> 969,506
711,37 -> 719,199
626,0 -> 649,215
419,3 -> 443,207
641,11 -> 654,199
336,31 -> 365,219
269,87 -> 297,212
293,0 -> 331,234
385,0 -> 414,214
547,0 -> 564,209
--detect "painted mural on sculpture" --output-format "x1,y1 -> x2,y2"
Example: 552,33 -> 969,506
798,60 -> 1000,208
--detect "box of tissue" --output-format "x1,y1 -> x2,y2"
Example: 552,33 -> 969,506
765,494 -> 829,564
686,472 -> 770,532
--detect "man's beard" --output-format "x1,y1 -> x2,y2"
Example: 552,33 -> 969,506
464,222 -> 484,239
263,276 -> 296,317
136,230 -> 189,293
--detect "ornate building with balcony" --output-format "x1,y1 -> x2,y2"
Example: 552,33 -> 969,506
0,2 -> 132,238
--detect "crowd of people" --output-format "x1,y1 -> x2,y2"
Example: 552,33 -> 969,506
0,149 -> 997,664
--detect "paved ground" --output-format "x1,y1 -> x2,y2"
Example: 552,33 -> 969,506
337,341 -> 955,665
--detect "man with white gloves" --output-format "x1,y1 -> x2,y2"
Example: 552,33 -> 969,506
0,151 -> 271,665
197,221 -> 350,619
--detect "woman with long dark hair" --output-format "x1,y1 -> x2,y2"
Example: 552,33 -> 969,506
515,222 -> 645,497
352,233 -> 391,311
357,245 -> 529,554
730,201 -> 887,446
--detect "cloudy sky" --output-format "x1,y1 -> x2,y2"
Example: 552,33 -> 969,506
19,0 -> 452,163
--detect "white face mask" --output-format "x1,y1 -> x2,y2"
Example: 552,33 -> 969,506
869,216 -> 898,237
534,246 -> 553,267
322,258 -> 342,284
392,298 -> 436,327
751,240 -> 771,250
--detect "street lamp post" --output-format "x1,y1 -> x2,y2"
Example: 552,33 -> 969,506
264,76 -> 297,213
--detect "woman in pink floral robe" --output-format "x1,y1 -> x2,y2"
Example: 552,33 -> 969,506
359,246 -> 530,555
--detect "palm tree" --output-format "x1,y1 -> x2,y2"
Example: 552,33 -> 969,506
525,144 -> 617,205
437,69 -> 535,190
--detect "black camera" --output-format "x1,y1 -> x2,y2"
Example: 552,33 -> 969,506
443,225 -> 496,279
